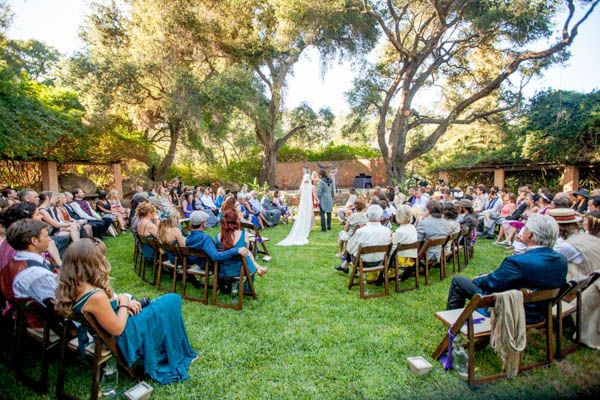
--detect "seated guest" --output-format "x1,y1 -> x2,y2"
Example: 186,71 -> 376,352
19,188 -> 40,205
503,193 -> 539,245
336,205 -> 391,274
393,187 -> 406,209
337,188 -> 357,223
156,186 -> 171,209
0,202 -> 63,269
495,190 -> 527,245
585,211 -> 600,237
537,190 -> 553,214
136,202 -> 159,260
56,193 -> 92,238
272,190 -> 291,224
185,211 -> 250,271
380,199 -> 392,229
181,192 -> 194,218
391,205 -> 418,280
412,187 -> 430,210
477,189 -> 503,238
446,214 -> 567,324
108,189 -> 130,226
128,195 -> 147,232
572,189 -> 589,214
336,200 -> 367,257
201,187 -> 218,216
417,200 -> 451,262
588,196 -> 599,213
550,208 -> 600,349
168,187 -> 180,207
0,220 -> 57,328
157,209 -> 187,264
218,195 -> 236,221
38,191 -> 80,243
96,190 -> 127,233
1,188 -> 19,209
68,189 -> 112,238
215,209 -> 267,285
457,199 -> 477,230
248,191 -> 273,228
472,185 -> 487,213
443,202 -> 460,253
55,239 -> 198,384
215,187 -> 226,209
192,190 -> 204,211
261,190 -> 282,225
237,193 -> 262,229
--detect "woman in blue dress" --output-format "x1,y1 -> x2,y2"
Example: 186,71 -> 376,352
136,202 -> 158,260
215,209 -> 267,279
181,192 -> 194,218
55,239 -> 197,384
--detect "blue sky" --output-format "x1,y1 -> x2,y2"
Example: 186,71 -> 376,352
7,0 -> 600,115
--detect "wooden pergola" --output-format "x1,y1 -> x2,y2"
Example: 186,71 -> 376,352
437,161 -> 597,192
37,159 -> 124,198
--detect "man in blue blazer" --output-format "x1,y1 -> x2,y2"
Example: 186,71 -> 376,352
446,213 -> 567,324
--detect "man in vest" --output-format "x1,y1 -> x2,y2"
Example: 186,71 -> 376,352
65,190 -> 112,238
0,219 -> 57,328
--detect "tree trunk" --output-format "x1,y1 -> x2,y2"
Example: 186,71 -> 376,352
260,142 -> 277,187
154,120 -> 180,183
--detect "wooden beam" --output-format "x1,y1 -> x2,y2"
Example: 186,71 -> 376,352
494,169 -> 505,189
562,165 -> 579,192
41,161 -> 59,192
113,163 -> 123,199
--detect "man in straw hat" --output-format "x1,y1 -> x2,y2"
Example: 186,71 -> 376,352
549,208 -> 600,349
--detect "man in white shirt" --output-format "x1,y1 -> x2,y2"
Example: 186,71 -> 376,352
335,205 -> 391,273
412,188 -> 430,210
473,185 -> 488,213
0,220 -> 57,311
201,187 -> 218,215
337,188 -> 357,223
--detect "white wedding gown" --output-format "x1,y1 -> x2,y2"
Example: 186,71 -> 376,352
277,173 -> 314,246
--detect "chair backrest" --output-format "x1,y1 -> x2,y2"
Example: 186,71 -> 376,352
394,241 -> 421,252
178,245 -> 212,266
240,221 -> 256,233
563,271 -> 600,303
156,240 -> 179,255
418,236 -> 448,258
355,244 -> 391,267
175,206 -> 185,218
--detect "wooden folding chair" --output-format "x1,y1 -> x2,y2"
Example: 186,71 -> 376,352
241,221 -> 270,259
389,241 -> 421,292
178,246 -> 214,304
175,206 -> 191,231
432,287 -> 562,387
465,226 -> 475,261
10,299 -> 63,395
444,231 -> 460,276
138,236 -> 159,285
156,241 -> 183,293
57,311 -> 142,400
347,244 -> 391,299
555,271 -> 600,359
131,230 -> 141,276
456,229 -> 469,271
212,255 -> 257,311
417,237 -> 447,286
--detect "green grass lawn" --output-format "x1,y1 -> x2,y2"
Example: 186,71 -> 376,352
1,221 -> 599,399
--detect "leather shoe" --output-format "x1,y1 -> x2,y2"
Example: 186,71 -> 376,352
335,265 -> 349,274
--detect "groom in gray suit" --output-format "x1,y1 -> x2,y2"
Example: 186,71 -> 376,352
317,169 -> 335,232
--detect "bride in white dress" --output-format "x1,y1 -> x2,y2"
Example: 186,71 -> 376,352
277,168 -> 314,246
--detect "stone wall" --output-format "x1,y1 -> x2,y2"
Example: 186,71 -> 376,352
276,158 -> 387,189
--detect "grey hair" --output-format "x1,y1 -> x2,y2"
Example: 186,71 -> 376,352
63,191 -> 73,200
395,205 -> 412,225
250,190 -> 257,195
525,213 -> 559,247
366,205 -> 383,221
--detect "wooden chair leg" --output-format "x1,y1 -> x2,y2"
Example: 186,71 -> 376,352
556,301 -> 563,359
348,263 -> 358,290
394,264 -> 400,293
359,265 -> 365,299
203,271 -> 210,305
90,341 -> 102,400
172,264 -> 178,293
415,259 -> 420,290
424,259 -> 430,286
467,317 -> 476,387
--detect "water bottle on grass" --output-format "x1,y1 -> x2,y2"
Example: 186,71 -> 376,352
101,357 -> 118,398
452,335 -> 468,378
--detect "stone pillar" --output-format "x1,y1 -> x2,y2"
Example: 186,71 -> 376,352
493,169 -> 505,189
113,163 -> 123,198
41,161 -> 59,192
438,171 -> 450,184
562,165 -> 579,192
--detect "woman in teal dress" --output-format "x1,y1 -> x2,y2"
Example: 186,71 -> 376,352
215,209 -> 268,279
55,238 -> 197,384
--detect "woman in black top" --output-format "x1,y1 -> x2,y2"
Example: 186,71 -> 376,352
96,190 -> 127,233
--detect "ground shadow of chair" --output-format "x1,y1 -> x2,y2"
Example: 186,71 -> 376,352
57,311 -> 142,400
554,271 -> 600,359
178,246 -> 214,304
347,244 -> 391,299
212,254 -> 257,311
432,287 -> 563,388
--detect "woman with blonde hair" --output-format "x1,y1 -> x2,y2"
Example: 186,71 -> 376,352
38,191 -> 80,242
136,202 -> 158,260
215,187 -> 226,209
157,209 -> 186,263
55,239 -> 197,383
108,190 -> 130,227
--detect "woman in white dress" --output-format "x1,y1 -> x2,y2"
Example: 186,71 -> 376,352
277,168 -> 314,246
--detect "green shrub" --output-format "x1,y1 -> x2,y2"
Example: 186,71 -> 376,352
279,143 -> 380,162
